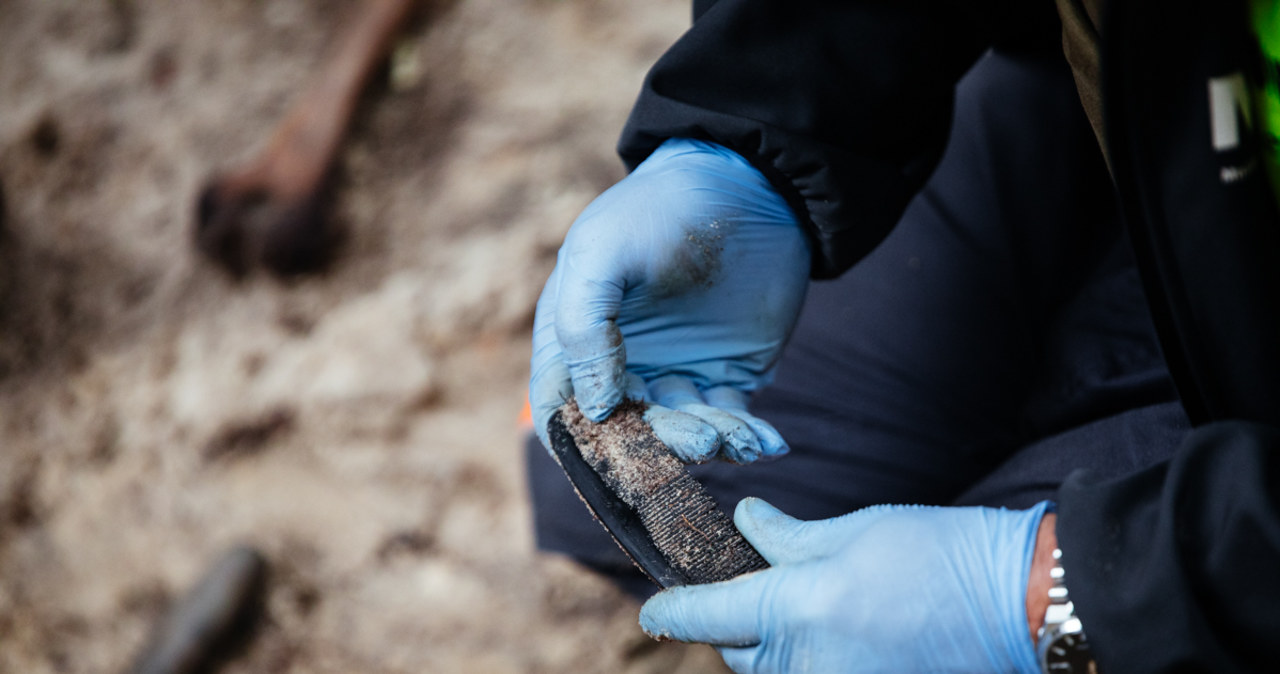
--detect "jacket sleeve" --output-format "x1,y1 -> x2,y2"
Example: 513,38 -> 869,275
1057,421 -> 1280,672
617,0 -> 1055,277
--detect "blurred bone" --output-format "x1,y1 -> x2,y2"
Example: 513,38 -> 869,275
195,0 -> 419,277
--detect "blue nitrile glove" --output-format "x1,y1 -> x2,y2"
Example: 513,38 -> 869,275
641,498 -> 1052,674
529,138 -> 810,463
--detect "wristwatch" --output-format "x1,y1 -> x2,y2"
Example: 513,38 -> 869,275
1036,548 -> 1097,673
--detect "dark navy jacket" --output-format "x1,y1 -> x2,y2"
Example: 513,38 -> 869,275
617,0 -> 1280,670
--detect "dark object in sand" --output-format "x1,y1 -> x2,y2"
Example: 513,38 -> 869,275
547,399 -> 769,588
128,546 -> 268,674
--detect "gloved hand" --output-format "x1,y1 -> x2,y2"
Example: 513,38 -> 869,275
641,498 -> 1052,674
530,138 -> 810,463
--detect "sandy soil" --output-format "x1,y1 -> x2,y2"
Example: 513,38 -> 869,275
0,1 -> 731,671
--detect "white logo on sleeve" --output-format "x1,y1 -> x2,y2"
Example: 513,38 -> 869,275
1209,72 -> 1258,183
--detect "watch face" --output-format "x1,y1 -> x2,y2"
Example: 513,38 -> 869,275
1044,631 -> 1096,674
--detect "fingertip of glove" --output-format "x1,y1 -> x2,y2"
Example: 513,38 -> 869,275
723,438 -> 763,464
566,358 -> 627,423
732,414 -> 788,459
735,496 -> 763,514
646,408 -> 719,463
578,390 -> 620,422
637,598 -> 670,640
734,497 -> 786,527
757,433 -> 790,459
638,589 -> 696,643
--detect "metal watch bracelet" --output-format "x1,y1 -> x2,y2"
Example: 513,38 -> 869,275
1035,548 -> 1096,673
